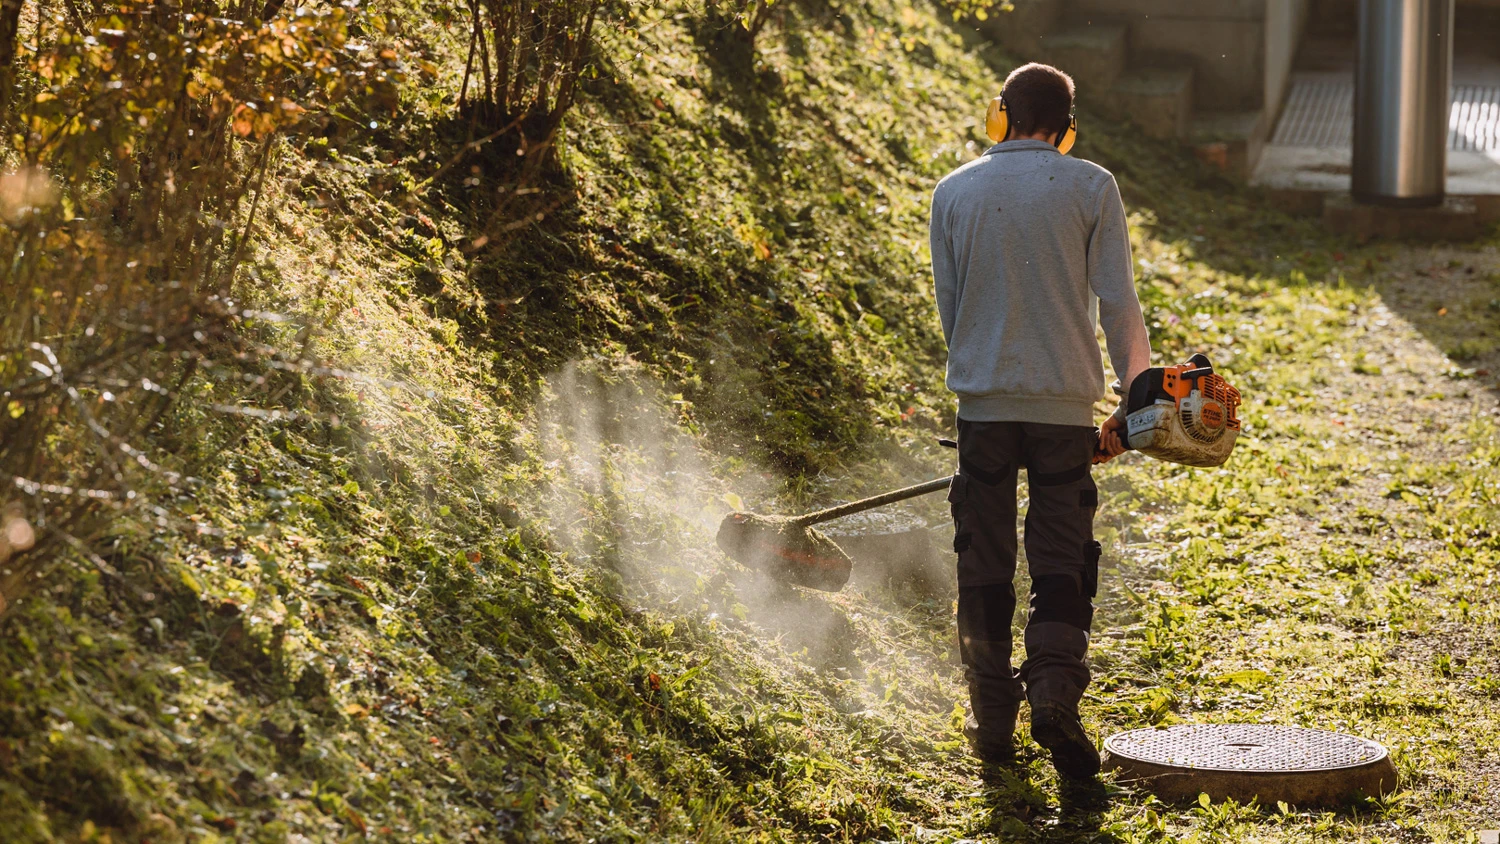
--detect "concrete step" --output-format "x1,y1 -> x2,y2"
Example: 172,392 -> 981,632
1323,192 -> 1485,241
1039,23 -> 1128,96
1057,1 -> 1267,110
978,0 -> 1066,56
1190,109 -> 1268,181
1108,66 -> 1195,140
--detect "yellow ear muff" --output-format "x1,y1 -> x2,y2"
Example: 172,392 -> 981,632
985,96 -> 1009,143
987,97 -> 1078,154
1055,115 -> 1078,156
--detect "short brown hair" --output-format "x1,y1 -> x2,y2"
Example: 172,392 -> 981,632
1001,63 -> 1076,138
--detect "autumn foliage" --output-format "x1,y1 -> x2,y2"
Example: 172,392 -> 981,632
0,2 -> 398,613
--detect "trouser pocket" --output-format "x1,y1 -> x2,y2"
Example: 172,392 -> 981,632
948,473 -> 971,553
953,420 -> 1022,588
1084,540 -> 1101,599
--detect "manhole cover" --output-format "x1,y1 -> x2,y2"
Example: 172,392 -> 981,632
1104,724 -> 1397,806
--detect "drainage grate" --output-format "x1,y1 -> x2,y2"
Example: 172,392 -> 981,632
1273,79 -> 1355,148
1452,86 -> 1500,152
1106,724 -> 1385,773
1271,77 -> 1500,152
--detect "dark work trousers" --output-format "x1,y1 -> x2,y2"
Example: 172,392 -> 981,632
950,419 -> 1102,732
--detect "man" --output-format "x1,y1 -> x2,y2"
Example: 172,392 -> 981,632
928,62 -> 1151,780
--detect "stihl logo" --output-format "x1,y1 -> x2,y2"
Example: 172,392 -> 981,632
1199,403 -> 1224,429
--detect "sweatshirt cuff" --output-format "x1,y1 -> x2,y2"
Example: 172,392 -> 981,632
1108,379 -> 1128,422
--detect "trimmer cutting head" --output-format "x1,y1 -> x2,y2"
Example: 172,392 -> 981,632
715,512 -> 853,591
714,475 -> 952,591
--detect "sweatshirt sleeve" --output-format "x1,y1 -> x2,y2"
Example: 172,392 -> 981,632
1087,175 -> 1152,417
929,189 -> 958,347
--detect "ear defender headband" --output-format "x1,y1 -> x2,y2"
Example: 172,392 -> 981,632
985,95 -> 1078,155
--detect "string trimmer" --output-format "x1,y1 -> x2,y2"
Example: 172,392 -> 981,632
719,355 -> 1243,591
715,476 -> 952,591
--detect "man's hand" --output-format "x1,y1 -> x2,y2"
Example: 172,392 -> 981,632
1094,414 -> 1128,464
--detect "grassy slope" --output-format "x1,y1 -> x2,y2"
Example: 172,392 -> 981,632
2,0 -> 1499,842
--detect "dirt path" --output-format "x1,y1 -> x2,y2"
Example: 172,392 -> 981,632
1307,245 -> 1500,834
1079,241 -> 1500,842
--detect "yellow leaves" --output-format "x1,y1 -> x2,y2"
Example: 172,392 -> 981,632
232,99 -> 306,138
32,10 -> 389,127
257,36 -> 288,61
344,702 -> 370,718
231,103 -> 257,137
732,220 -> 774,261
179,568 -> 204,596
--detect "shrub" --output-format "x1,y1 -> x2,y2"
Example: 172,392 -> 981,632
459,0 -> 602,159
0,3 -> 398,614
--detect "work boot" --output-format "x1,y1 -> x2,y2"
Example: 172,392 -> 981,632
963,703 -> 1018,765
1029,700 -> 1100,780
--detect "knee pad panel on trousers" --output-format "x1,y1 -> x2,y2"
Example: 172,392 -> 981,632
1029,574 -> 1093,632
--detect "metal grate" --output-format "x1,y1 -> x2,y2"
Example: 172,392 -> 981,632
1105,724 -> 1387,773
1452,85 -> 1500,152
1273,79 -> 1355,148
1271,78 -> 1500,152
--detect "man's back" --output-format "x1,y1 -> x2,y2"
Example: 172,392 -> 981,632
935,61 -> 1152,786
929,139 -> 1149,427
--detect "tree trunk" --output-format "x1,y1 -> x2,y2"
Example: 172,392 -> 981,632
0,0 -> 25,117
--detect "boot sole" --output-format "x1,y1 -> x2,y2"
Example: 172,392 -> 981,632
1031,719 -> 1101,780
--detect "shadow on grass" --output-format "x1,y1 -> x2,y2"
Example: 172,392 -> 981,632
974,763 -> 1120,842
1048,779 -> 1117,842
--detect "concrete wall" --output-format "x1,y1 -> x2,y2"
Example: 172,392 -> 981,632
1068,0 -> 1269,110
1264,0 -> 1311,122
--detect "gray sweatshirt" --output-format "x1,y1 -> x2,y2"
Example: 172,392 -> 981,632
929,139 -> 1151,426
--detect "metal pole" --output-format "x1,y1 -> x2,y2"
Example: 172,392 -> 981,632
1352,0 -> 1454,207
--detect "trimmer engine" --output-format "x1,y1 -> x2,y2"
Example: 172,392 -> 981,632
1124,354 -> 1241,467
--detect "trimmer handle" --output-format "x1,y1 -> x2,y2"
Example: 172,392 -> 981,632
795,476 -> 954,527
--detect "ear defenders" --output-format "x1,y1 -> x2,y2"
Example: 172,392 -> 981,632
985,95 -> 1078,155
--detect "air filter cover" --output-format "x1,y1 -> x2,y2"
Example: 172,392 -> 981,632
1104,724 -> 1397,806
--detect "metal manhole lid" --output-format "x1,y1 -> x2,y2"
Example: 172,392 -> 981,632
1104,724 -> 1387,774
